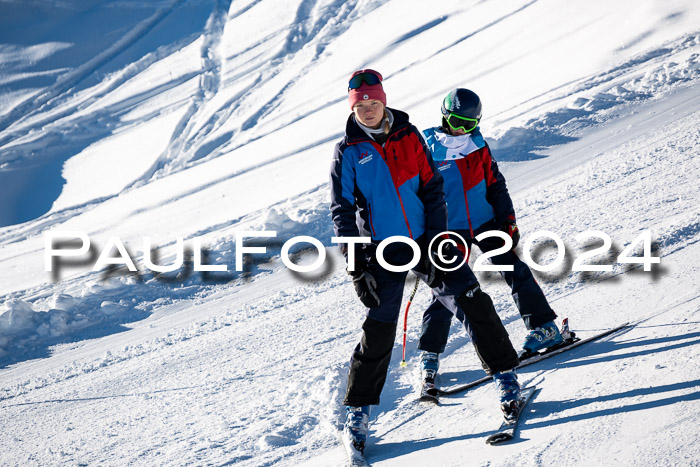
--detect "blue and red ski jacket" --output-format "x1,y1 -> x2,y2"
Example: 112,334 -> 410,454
330,109 -> 447,250
422,127 -> 514,238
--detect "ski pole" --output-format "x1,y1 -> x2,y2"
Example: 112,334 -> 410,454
400,275 -> 420,368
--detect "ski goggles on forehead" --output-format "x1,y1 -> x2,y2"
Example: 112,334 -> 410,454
446,112 -> 479,133
348,71 -> 382,90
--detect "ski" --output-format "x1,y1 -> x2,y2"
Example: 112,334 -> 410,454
418,379 -> 440,404
485,386 -> 537,445
438,322 -> 631,396
517,320 -> 630,367
339,429 -> 370,467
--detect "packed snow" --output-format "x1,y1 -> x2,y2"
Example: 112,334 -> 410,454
1,0 -> 699,465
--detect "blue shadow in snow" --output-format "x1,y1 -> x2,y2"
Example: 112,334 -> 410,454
369,324 -> 699,461
0,314 -> 149,370
0,1 -> 218,227
542,331 -> 700,370
0,158 -> 66,226
389,16 -> 448,46
526,379 -> 700,430
3,381 -> 210,406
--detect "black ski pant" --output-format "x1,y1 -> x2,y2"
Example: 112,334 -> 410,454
418,228 -> 557,354
343,253 -> 519,407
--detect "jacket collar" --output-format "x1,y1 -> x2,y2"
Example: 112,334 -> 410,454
424,126 -> 485,161
345,107 -> 411,145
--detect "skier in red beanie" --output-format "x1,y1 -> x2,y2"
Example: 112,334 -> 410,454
330,70 -> 521,459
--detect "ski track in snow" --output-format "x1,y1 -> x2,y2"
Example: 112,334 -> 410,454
0,1 -> 184,139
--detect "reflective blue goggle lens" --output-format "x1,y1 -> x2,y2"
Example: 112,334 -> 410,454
348,72 -> 382,90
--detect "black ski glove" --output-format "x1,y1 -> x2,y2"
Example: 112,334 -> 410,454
422,254 -> 441,289
347,249 -> 380,308
350,269 -> 381,308
501,220 -> 520,249
423,239 -> 462,288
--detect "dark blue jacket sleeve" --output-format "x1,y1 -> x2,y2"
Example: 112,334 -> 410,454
329,141 -> 361,245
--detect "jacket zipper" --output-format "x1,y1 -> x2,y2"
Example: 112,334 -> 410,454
367,203 -> 377,237
462,166 -> 475,263
356,129 -> 415,240
385,142 -> 413,239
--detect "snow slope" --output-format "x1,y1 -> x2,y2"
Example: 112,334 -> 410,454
1,0 -> 699,465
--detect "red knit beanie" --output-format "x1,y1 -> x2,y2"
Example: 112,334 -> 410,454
348,69 -> 386,109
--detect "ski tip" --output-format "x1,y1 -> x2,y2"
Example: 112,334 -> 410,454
418,396 -> 439,405
486,432 -> 513,445
400,360 -> 407,368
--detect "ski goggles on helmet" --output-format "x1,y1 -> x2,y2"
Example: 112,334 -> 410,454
348,70 -> 383,90
445,112 -> 479,133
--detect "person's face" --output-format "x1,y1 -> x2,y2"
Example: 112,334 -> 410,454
353,100 -> 385,128
448,126 -> 467,136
